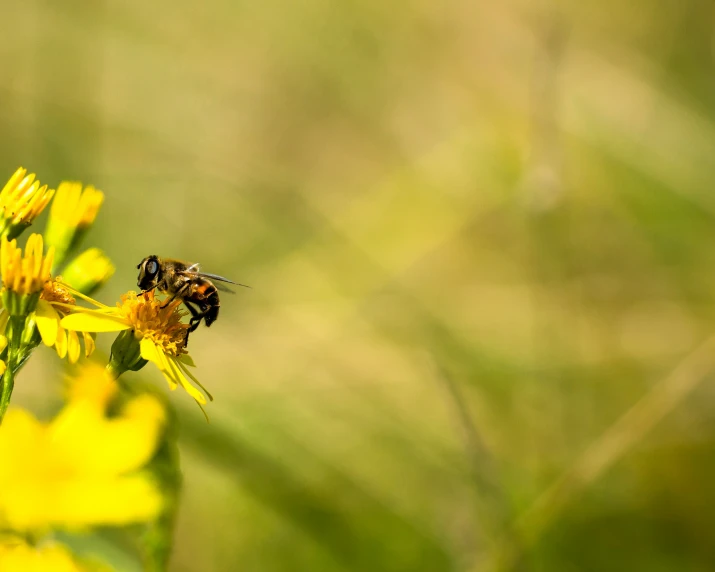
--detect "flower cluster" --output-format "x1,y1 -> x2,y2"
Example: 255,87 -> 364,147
0,168 -> 114,419
0,166 -> 212,414
0,165 -> 218,569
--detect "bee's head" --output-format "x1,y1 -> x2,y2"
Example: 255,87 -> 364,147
137,255 -> 161,291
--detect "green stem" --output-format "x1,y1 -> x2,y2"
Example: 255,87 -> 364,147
0,366 -> 14,422
0,316 -> 24,423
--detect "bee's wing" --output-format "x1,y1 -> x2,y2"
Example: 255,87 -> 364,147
198,272 -> 251,294
186,263 -> 250,291
210,280 -> 237,294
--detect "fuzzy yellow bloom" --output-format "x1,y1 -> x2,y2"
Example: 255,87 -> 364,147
0,538 -> 93,572
44,182 -> 104,271
0,363 -> 165,532
0,168 -> 54,239
0,234 -> 54,316
61,290 -> 213,408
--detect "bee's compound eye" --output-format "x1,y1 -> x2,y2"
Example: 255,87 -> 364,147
147,260 -> 158,275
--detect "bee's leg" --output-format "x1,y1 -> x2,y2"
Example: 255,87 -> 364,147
160,283 -> 190,309
183,307 -> 208,348
183,300 -> 201,322
182,301 -> 205,347
160,295 -> 176,309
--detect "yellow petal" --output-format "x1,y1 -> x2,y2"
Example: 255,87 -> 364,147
61,310 -> 130,332
159,370 -> 179,391
1,167 -> 25,196
140,338 -> 177,390
55,327 -> 68,359
67,330 -> 80,364
122,394 -> 166,426
0,540 -> 84,570
139,338 -> 161,365
176,359 -> 213,401
82,331 -> 96,357
168,356 -> 207,405
23,475 -> 164,529
42,245 -> 55,279
35,300 -> 60,347
60,283 -> 110,308
31,233 -> 43,279
51,398 -> 164,475
0,360 -> 5,376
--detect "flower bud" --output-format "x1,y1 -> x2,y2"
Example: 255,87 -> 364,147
61,248 -> 115,296
107,329 -> 148,379
0,168 -> 54,240
44,182 -> 103,271
0,235 -> 53,316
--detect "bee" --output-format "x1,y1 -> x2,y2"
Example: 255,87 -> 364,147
137,255 -> 247,339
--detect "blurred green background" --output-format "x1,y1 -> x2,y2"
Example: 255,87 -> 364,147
4,0 -> 715,570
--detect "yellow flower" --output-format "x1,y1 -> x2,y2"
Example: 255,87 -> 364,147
0,363 -> 165,532
61,290 -> 213,408
0,235 -> 58,418
1,234 -> 54,297
34,279 -> 96,364
0,234 -> 96,363
0,538 -> 94,572
44,182 -> 104,271
0,234 -> 54,316
0,168 -> 54,240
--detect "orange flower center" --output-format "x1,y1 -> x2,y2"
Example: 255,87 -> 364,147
40,279 -> 76,306
118,290 -> 189,356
